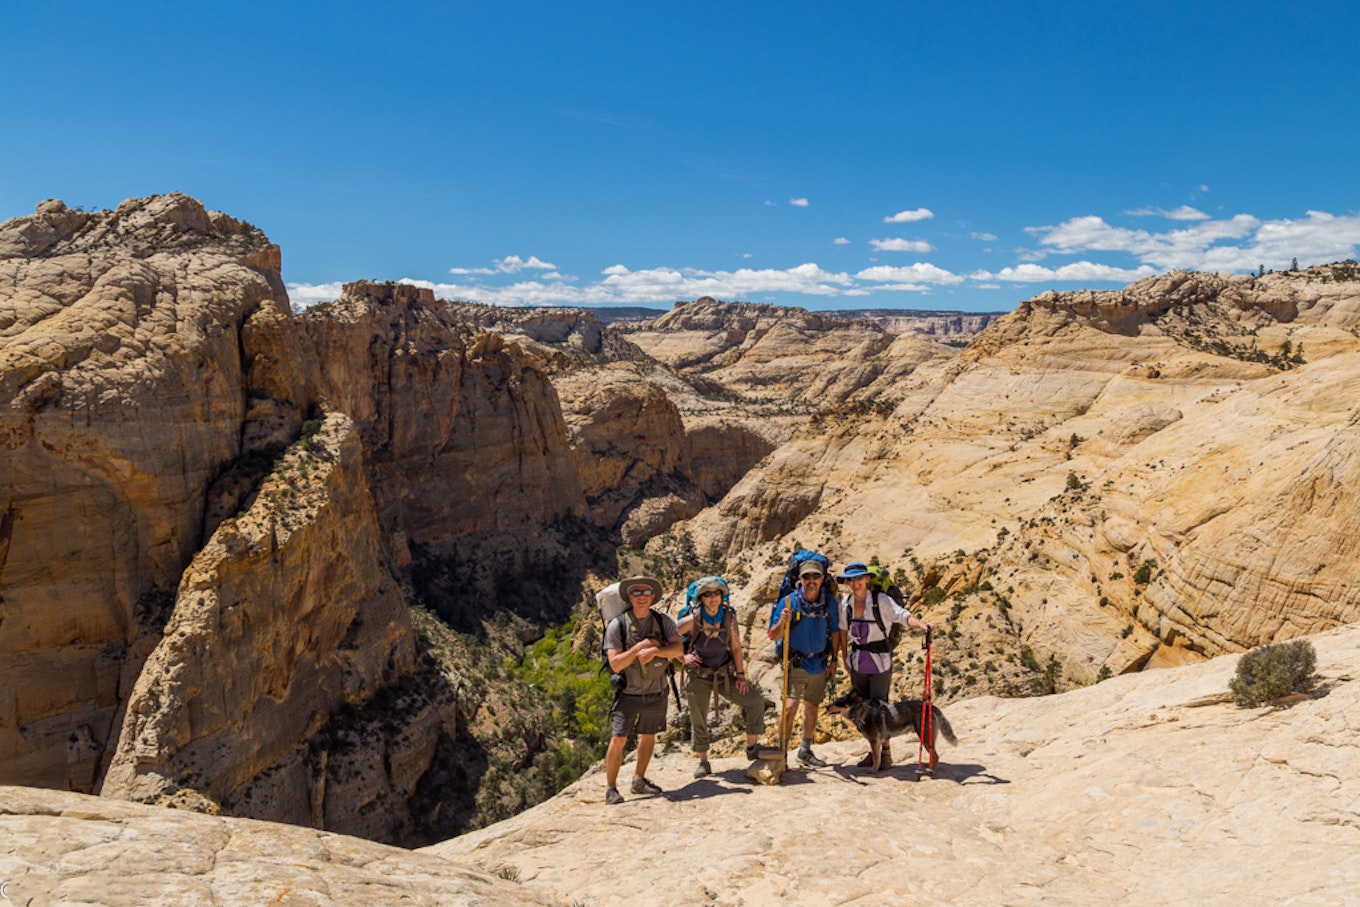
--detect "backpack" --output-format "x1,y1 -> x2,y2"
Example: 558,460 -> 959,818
595,582 -> 629,675
776,550 -> 836,603
845,565 -> 907,654
772,551 -> 837,664
677,576 -> 734,654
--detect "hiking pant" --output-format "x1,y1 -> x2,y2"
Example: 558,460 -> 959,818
686,671 -> 766,753
850,668 -> 892,700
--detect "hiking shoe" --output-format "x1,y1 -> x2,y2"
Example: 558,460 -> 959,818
694,759 -> 711,778
745,745 -> 761,761
631,776 -> 663,795
797,746 -> 828,768
605,786 -> 624,805
856,752 -> 875,768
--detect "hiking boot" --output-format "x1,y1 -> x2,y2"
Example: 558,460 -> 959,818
745,745 -> 761,761
631,776 -> 663,795
797,745 -> 828,768
694,759 -> 711,778
605,786 -> 624,805
856,752 -> 875,768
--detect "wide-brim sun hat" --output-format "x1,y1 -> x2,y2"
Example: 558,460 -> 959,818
694,576 -> 727,595
620,576 -> 663,599
837,561 -> 871,580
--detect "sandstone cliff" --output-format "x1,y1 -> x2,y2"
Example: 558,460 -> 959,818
669,267 -> 1360,710
5,622 -> 1355,906
0,196 -> 784,840
100,412 -> 454,844
0,195 -> 307,793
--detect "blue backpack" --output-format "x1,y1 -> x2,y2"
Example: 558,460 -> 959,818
777,550 -> 836,604
677,576 -> 733,653
772,551 -> 837,663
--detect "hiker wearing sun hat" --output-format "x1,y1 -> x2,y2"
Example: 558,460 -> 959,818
836,560 -> 932,767
603,575 -> 682,804
676,575 -> 767,777
768,552 -> 842,768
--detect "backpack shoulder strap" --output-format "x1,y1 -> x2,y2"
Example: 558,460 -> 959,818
870,590 -> 888,637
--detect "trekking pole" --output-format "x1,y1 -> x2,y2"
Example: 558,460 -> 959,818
778,608 -> 791,771
918,624 -> 934,776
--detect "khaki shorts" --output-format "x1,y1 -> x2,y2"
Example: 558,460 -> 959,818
785,666 -> 829,705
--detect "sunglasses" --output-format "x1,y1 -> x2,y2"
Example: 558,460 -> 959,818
628,588 -> 655,597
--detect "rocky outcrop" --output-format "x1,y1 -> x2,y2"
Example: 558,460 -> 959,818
100,413 -> 454,844
680,267 -> 1360,699
421,622 -> 1360,906
9,622 -> 1357,906
0,194 -> 306,792
301,283 -> 587,566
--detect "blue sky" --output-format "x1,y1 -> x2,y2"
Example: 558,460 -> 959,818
4,2 -> 1358,313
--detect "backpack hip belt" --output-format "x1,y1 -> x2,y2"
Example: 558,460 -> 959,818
688,660 -> 736,692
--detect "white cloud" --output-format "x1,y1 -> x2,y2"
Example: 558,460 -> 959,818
884,208 -> 934,223
970,232 -> 998,241
832,236 -> 851,245
856,263 -> 963,285
1125,205 -> 1210,221
790,198 -> 810,207
969,262 -> 1159,283
286,281 -> 346,308
870,238 -> 934,253
448,266 -> 496,276
1028,210 -> 1360,272
496,254 -> 557,272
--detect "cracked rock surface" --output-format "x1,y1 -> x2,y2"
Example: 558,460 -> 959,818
2,624 -> 1357,905
427,622 -> 1360,906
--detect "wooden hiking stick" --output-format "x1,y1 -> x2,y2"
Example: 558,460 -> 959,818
779,604 -> 791,772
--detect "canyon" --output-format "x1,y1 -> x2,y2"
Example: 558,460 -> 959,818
3,193 -> 1359,872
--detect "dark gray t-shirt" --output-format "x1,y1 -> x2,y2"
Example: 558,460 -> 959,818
605,609 -> 678,696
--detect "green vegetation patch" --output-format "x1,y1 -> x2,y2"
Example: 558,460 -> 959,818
1229,640 -> 1317,707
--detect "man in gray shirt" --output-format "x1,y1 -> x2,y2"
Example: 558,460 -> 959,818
603,575 -> 682,804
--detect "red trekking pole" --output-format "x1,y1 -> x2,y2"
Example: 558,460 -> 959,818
917,624 -> 934,776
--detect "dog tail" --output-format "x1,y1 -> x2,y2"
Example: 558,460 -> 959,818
932,706 -> 958,746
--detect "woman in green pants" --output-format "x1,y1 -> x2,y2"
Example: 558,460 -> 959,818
677,576 -> 767,777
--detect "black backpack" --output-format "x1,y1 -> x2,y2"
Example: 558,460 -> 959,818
845,589 -> 905,655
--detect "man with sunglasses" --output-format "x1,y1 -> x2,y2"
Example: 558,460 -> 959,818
603,575 -> 682,804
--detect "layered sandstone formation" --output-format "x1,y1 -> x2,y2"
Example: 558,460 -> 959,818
7,623 -> 1355,906
0,195 -> 307,793
100,413 -> 454,843
826,306 -> 1002,341
668,268 -> 1360,705
0,196 -> 781,840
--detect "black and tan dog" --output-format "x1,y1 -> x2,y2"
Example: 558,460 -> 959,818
827,689 -> 958,772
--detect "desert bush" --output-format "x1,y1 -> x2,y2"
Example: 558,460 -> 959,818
1229,640 -> 1316,707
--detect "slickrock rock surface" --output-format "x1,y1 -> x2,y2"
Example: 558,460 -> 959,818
428,622 -> 1360,906
5,623 -> 1353,906
676,268 -> 1360,697
0,785 -> 546,906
